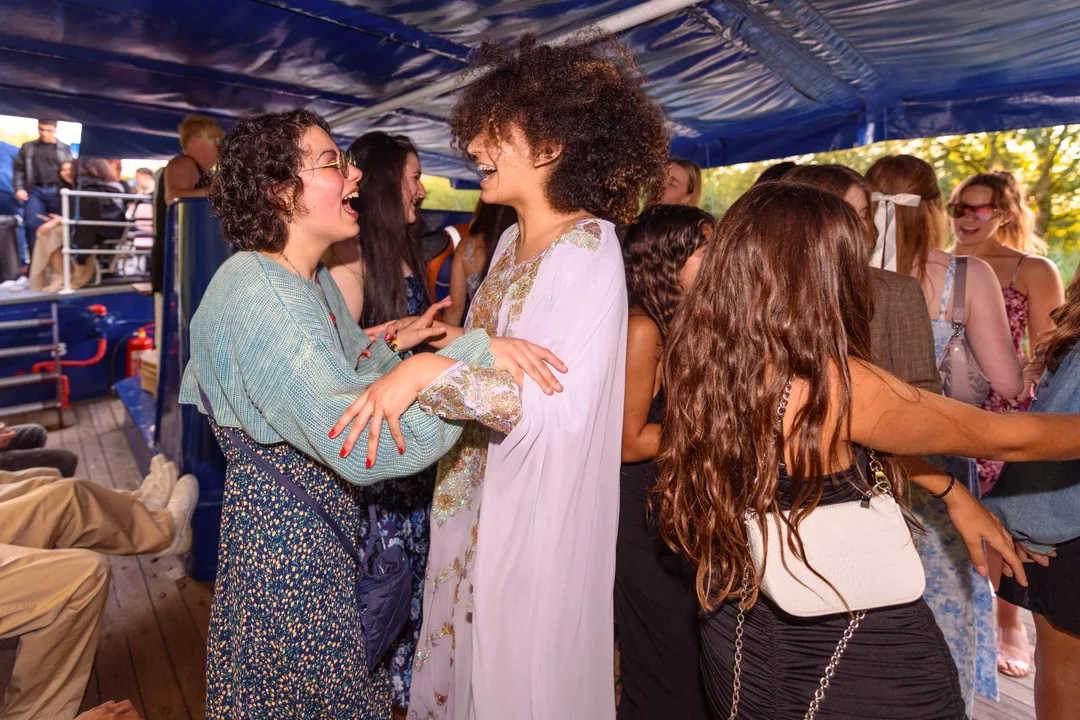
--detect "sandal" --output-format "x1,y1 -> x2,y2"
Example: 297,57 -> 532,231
996,624 -> 1032,678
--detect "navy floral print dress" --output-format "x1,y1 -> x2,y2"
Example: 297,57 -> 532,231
206,422 -> 392,718
358,273 -> 436,708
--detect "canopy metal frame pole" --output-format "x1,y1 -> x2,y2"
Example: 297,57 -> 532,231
61,190 -> 72,294
329,0 -> 706,128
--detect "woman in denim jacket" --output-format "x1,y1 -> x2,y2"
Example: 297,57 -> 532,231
986,268 -> 1080,720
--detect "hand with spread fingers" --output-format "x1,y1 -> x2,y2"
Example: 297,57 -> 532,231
490,336 -> 568,395
331,353 -> 457,467
363,298 -> 453,354
943,482 -> 1027,588
331,335 -> 568,467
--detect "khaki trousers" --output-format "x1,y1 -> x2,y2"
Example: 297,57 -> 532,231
0,469 -> 175,720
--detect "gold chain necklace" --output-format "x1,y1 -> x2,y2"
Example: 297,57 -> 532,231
280,251 -> 315,281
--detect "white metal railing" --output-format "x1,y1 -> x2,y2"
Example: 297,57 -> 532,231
59,187 -> 153,293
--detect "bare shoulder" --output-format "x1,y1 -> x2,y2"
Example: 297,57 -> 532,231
963,255 -> 1001,291
1019,255 -> 1061,283
627,312 -> 662,351
165,154 -> 198,173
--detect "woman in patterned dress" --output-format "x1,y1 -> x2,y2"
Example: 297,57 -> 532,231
867,155 -> 1023,714
335,35 -> 669,720
444,201 -> 517,327
181,110 -> 566,718
325,131 -> 442,715
948,170 -> 1065,678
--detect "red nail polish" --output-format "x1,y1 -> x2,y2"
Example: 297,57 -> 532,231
398,446 -> 405,455
329,429 -> 337,439
385,332 -> 392,341
366,458 -> 373,468
339,448 -> 348,458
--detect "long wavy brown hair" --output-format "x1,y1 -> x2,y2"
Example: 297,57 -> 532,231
1040,268 -> 1080,374
622,204 -> 714,340
950,170 -> 1047,254
654,183 -> 885,612
865,155 -> 948,283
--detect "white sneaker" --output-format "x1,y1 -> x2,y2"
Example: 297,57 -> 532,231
157,474 -> 199,557
149,454 -> 168,480
136,458 -> 177,511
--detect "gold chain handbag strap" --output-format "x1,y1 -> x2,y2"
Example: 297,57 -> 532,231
728,377 -> 884,720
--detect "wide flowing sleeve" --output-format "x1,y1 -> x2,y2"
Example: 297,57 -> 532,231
417,363 -> 522,434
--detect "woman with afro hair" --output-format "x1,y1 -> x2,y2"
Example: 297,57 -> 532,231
335,33 -> 668,720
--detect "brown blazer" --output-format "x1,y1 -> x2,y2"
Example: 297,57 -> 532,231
870,267 -> 943,394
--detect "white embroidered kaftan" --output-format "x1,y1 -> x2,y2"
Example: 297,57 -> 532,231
408,219 -> 627,719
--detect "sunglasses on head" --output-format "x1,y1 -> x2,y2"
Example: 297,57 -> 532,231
947,203 -> 1002,221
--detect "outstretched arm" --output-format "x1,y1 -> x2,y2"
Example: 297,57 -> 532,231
849,359 -> 1080,462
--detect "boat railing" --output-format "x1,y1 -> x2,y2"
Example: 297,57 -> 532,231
59,187 -> 153,294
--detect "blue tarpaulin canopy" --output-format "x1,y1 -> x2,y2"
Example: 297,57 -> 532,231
2,0 -> 1079,181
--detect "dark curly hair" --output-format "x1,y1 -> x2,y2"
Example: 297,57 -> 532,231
209,109 -> 329,252
451,33 -> 669,224
623,204 -> 714,340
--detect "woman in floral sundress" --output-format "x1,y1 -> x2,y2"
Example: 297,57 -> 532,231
949,170 -> 1065,680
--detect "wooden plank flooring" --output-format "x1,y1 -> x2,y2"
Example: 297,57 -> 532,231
0,397 -> 212,719
1,397 -> 1039,718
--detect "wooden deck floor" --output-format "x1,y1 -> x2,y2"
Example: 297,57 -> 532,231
1,397 -> 212,719
1,396 -> 1038,719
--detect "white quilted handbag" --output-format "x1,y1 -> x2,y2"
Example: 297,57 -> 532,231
745,452 -> 926,617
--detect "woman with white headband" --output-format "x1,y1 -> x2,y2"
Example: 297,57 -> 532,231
866,155 -> 1023,715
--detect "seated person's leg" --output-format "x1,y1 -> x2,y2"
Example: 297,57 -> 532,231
0,545 -> 110,720
0,476 -> 197,557
0,466 -> 62,487
0,424 -> 78,478
0,471 -> 64,503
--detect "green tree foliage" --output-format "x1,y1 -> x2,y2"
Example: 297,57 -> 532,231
699,125 -> 1080,281
420,175 -> 480,213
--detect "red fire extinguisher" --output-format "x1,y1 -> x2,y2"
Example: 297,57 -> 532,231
127,330 -> 154,377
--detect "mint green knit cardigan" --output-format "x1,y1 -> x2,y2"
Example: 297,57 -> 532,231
179,251 -> 493,486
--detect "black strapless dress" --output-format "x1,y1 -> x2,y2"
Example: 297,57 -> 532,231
614,389 -> 709,720
700,452 -> 967,720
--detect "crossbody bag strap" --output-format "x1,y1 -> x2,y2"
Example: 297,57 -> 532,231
197,386 -> 363,570
951,256 -> 968,326
364,487 -> 383,558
